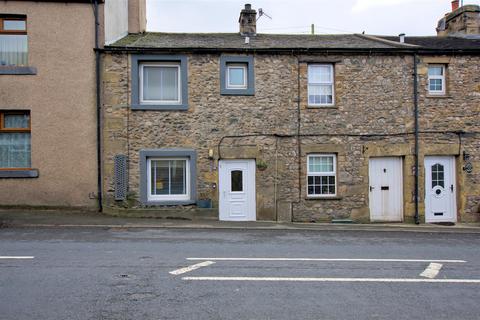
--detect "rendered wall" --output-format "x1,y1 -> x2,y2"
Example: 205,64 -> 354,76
0,2 -> 100,209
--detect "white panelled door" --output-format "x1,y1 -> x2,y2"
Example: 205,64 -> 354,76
219,160 -> 256,221
424,156 -> 456,223
369,157 -> 403,222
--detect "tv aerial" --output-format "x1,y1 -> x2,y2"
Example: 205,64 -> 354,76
257,8 -> 272,21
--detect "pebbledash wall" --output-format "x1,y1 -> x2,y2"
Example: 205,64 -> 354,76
101,50 -> 480,223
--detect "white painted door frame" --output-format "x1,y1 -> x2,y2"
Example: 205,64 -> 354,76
368,157 -> 403,222
218,159 -> 256,221
424,156 -> 456,223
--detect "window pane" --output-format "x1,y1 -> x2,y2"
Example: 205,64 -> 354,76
431,163 -> 445,188
309,156 -> 334,173
228,66 -> 246,87
231,170 -> 243,192
4,114 -> 29,128
0,132 -> 31,168
0,34 -> 28,66
429,79 -> 443,91
143,66 -> 179,102
151,160 -> 169,195
3,20 -> 26,31
308,84 -> 333,105
170,160 -> 186,194
308,65 -> 331,83
428,66 -> 443,76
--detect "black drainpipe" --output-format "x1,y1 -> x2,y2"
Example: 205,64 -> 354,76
413,53 -> 419,224
94,0 -> 103,212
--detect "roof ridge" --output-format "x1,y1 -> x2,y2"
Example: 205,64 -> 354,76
354,33 -> 419,48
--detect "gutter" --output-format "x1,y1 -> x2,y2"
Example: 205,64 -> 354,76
93,0 -> 103,212
413,53 -> 419,224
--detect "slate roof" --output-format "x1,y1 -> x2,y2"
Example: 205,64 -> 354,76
108,32 -> 480,52
109,33 -> 401,50
379,36 -> 480,50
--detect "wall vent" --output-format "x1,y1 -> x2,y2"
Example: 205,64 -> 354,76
114,154 -> 128,201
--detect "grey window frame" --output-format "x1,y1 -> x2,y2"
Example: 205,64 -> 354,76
220,55 -> 255,95
131,55 -> 188,110
139,148 -> 196,205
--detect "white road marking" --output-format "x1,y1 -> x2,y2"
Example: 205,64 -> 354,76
187,258 -> 466,263
420,262 -> 443,279
169,261 -> 215,275
0,256 -> 34,259
182,276 -> 480,284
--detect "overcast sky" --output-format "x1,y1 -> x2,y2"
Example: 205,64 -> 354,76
146,0 -> 479,36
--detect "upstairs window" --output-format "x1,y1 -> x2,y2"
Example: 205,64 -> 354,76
220,55 -> 255,96
131,55 -> 188,110
0,111 -> 31,169
226,64 -> 248,89
0,15 -> 27,66
428,65 -> 446,95
308,64 -> 334,106
140,62 -> 181,105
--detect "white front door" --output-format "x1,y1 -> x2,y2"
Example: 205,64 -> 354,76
219,160 -> 256,221
424,156 -> 456,223
369,157 -> 403,222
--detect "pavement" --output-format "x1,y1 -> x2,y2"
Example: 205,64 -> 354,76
1,209 -> 480,233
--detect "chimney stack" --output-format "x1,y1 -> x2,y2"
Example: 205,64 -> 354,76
436,3 -> 480,37
239,4 -> 257,36
451,0 -> 459,12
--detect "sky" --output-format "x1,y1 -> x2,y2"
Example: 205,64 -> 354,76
146,0 -> 480,36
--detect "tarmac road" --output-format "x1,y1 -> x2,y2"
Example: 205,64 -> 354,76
1,227 -> 479,320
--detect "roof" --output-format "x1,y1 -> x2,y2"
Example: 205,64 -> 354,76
109,32 -> 403,50
379,36 -> 480,50
107,32 -> 480,53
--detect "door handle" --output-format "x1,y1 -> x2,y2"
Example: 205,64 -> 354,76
450,184 -> 454,192
370,186 -> 374,192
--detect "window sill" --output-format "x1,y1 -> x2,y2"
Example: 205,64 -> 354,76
306,196 -> 343,200
0,169 -> 39,178
131,103 -> 188,111
426,94 -> 452,99
307,105 -> 337,109
143,199 -> 196,206
0,66 -> 37,75
220,89 -> 255,96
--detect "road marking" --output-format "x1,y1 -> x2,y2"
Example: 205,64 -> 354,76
0,256 -> 34,259
187,258 -> 466,263
420,263 -> 443,279
169,261 -> 215,275
182,276 -> 480,284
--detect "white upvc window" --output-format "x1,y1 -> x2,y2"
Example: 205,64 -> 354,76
226,63 -> 248,89
308,64 -> 334,106
428,65 -> 446,95
147,158 -> 190,201
307,154 -> 337,197
139,62 -> 181,104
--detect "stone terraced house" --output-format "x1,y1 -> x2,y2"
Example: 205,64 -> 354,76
101,3 -> 480,224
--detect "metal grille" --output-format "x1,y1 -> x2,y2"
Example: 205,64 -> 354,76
114,154 -> 128,201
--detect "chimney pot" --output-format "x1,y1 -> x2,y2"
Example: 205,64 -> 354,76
399,33 -> 405,43
451,0 -> 459,12
245,4 -> 252,10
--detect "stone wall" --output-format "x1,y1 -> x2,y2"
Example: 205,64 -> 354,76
102,51 -> 480,223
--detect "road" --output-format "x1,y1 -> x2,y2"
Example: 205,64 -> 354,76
1,227 -> 479,320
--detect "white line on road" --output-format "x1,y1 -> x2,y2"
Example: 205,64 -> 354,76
169,261 -> 215,275
182,276 -> 480,284
0,256 -> 34,259
420,263 -> 443,279
187,258 -> 466,263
